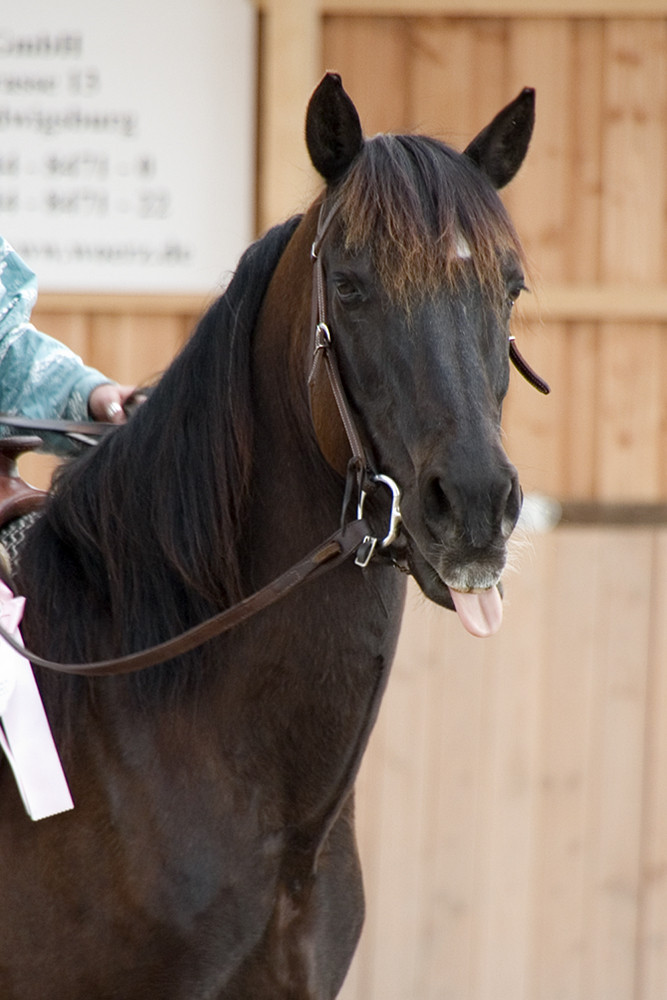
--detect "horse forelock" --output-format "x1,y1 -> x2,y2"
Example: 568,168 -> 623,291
335,133 -> 526,310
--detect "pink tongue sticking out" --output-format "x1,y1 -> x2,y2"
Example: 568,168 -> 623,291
449,587 -> 503,638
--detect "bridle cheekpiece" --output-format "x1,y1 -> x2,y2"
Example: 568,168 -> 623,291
308,198 -> 403,568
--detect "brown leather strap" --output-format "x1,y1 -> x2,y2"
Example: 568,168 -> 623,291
509,337 -> 550,395
0,415 -> 115,436
308,200 -> 370,476
0,517 -> 370,676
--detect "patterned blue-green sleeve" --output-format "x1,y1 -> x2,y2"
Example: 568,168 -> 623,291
0,236 -> 112,454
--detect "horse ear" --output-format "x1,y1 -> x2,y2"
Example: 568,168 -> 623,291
463,87 -> 535,189
306,72 -> 364,184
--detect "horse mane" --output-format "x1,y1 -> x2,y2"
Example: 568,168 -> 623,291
335,133 -> 526,308
17,216 -> 301,719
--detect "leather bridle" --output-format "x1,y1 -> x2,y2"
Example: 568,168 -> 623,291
0,199 -> 548,675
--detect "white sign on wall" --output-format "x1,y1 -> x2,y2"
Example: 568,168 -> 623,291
0,0 -> 255,294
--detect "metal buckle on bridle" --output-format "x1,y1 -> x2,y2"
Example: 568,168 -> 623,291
314,322 -> 331,351
354,473 -> 403,568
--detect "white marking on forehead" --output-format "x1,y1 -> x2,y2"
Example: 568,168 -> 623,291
455,232 -> 472,259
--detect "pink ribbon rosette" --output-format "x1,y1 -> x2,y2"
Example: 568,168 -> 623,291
0,581 -> 73,820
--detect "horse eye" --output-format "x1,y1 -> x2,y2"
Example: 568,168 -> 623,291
508,281 -> 528,308
333,275 -> 363,304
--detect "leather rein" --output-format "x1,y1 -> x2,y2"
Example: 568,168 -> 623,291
0,200 -> 548,676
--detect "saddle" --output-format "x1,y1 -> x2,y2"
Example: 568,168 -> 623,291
0,437 -> 46,583
0,436 -> 47,528
0,435 -> 47,544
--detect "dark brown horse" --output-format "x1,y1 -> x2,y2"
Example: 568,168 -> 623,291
0,74 -> 539,998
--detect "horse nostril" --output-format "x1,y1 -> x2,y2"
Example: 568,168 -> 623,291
503,470 -> 522,534
422,465 -> 521,546
424,476 -> 452,524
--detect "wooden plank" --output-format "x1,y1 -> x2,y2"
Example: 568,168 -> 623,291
661,330 -> 667,501
568,19 -> 604,283
503,18 -> 572,283
408,17 -> 507,142
578,530 -> 651,999
561,323 -> 599,498
322,16 -> 410,133
256,0 -> 322,230
525,529 -> 601,1000
88,314 -> 186,386
318,0 -> 667,13
601,20 -> 667,285
471,559 -> 544,1000
596,324 -> 664,501
35,293 -> 209,316
636,530 -> 667,1000
516,285 -> 667,322
559,503 -> 667,527
258,0 -> 667,12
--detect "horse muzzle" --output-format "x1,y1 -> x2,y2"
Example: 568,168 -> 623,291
395,532 -> 507,638
390,464 -> 522,637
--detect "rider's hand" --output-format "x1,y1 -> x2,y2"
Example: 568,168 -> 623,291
88,384 -> 139,424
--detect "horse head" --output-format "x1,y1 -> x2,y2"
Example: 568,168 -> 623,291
304,73 -> 538,637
